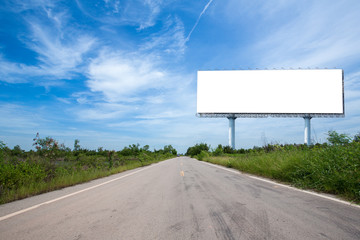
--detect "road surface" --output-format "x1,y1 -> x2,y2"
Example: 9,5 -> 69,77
0,157 -> 359,239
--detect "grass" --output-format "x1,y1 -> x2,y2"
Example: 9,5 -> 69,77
195,143 -> 360,203
0,150 -> 174,204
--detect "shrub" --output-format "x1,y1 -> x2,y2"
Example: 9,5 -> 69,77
223,145 -> 234,154
163,145 -> 177,155
0,136 -> 179,204
196,150 -> 210,161
202,142 -> 360,202
212,144 -> 224,156
186,143 -> 210,157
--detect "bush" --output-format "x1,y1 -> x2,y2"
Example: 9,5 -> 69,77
196,150 -> 210,161
163,145 -> 177,155
200,141 -> 360,202
0,136 -> 178,204
0,161 -> 47,191
223,145 -> 234,154
212,144 -> 224,156
186,143 -> 209,157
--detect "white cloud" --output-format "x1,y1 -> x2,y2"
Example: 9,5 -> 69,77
86,51 -> 168,102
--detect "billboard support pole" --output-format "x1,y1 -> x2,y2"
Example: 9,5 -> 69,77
304,116 -> 312,145
228,116 -> 236,149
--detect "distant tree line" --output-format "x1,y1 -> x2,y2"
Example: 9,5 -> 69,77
0,133 -> 178,204
185,131 -> 360,157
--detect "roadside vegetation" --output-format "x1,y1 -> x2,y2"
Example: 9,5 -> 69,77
186,131 -> 360,203
0,133 -> 177,204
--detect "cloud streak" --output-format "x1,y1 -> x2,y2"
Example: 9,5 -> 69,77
185,0 -> 213,42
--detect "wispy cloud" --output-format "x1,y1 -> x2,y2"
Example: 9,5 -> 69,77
0,4 -> 96,84
137,0 -> 162,30
75,107 -> 130,121
75,0 -> 162,30
141,16 -> 186,55
4,0 -> 55,12
254,1 -> 360,68
0,103 -> 41,130
0,55 -> 40,83
185,0 -> 213,42
26,21 -> 96,77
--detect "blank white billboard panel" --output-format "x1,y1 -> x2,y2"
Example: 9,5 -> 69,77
197,69 -> 344,116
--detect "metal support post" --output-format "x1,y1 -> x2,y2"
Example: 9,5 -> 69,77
304,116 -> 312,146
228,116 -> 236,149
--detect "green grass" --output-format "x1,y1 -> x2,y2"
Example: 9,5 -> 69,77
0,153 -> 172,204
196,143 -> 360,203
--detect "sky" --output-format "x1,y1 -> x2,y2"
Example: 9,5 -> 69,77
1,0 -> 360,153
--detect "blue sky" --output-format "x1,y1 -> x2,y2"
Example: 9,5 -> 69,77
1,0 -> 360,153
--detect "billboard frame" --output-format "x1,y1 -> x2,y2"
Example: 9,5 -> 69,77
197,68 -> 345,118
197,112 -> 345,118
196,69 -> 345,148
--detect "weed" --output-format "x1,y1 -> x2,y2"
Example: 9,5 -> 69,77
194,142 -> 360,203
0,137 -> 177,204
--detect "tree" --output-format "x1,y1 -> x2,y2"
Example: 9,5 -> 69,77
32,133 -> 66,160
12,145 -> 23,156
327,131 -> 351,145
142,145 -> 150,152
163,145 -> 177,155
223,145 -> 234,154
0,140 -> 6,150
0,140 -> 7,162
74,139 -> 81,151
33,133 -> 59,151
213,144 -> 224,156
186,143 -> 209,157
354,132 -> 360,143
129,144 -> 140,155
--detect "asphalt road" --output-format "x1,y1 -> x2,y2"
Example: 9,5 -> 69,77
0,157 -> 359,240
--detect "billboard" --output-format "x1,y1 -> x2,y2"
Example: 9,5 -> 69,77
197,69 -> 344,117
